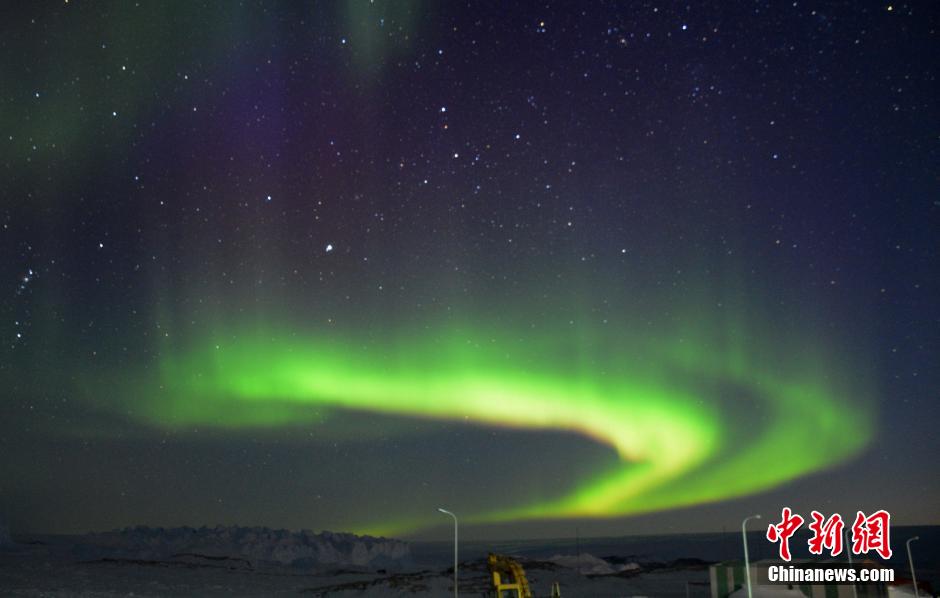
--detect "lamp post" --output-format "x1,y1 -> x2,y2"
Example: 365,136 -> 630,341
844,529 -> 858,598
906,536 -> 920,598
742,514 -> 762,598
438,508 -> 458,598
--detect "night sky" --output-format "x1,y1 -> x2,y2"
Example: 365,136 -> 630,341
1,1 -> 937,541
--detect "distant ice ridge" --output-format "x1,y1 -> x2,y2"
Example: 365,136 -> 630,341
548,553 -> 641,575
75,525 -> 411,569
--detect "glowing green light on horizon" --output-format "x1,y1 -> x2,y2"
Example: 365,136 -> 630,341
105,322 -> 871,535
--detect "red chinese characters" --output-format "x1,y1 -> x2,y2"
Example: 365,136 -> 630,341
763,507 -> 893,560
766,507 -> 805,561
808,511 -> 844,556
851,510 -> 892,559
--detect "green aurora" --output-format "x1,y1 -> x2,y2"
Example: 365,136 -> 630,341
100,317 -> 873,536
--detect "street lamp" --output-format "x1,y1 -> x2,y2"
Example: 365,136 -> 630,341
844,529 -> 858,598
438,508 -> 458,598
906,536 -> 920,598
742,514 -> 762,598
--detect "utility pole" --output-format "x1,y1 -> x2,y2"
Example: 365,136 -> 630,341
742,514 -> 762,598
438,508 -> 458,598
906,536 -> 920,598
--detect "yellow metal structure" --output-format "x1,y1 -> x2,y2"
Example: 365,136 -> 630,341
487,552 -> 534,598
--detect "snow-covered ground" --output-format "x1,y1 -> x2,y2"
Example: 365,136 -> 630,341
0,527 -> 935,597
0,550 -> 711,597
0,527 -> 714,597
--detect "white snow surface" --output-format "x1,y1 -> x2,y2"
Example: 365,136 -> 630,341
0,531 -> 715,597
548,552 -> 641,575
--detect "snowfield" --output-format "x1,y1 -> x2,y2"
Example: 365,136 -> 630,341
1,527 -> 934,597
0,527 -> 714,597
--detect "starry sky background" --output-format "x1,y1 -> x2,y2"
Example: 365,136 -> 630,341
0,1 -> 937,540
